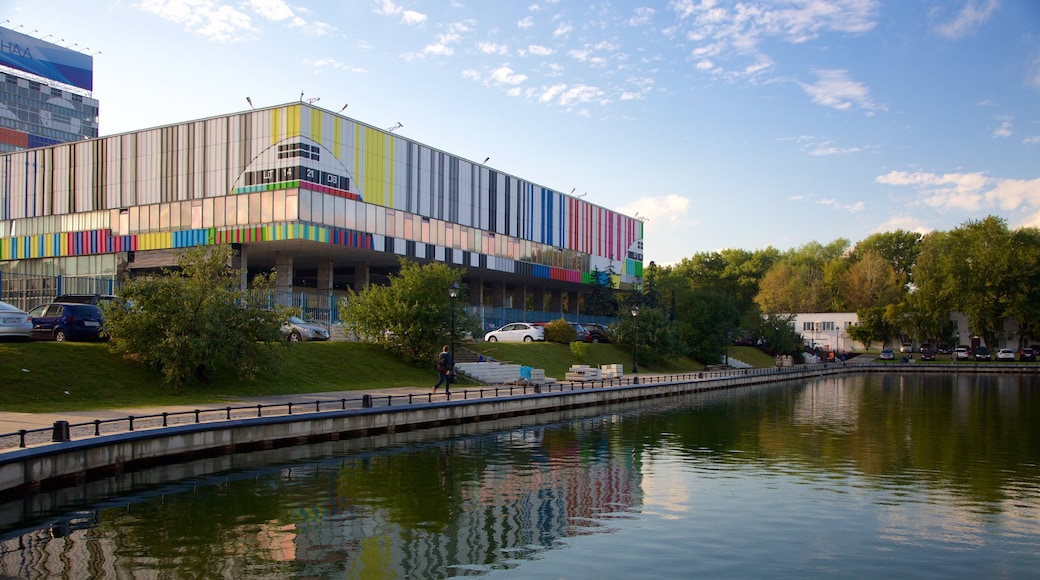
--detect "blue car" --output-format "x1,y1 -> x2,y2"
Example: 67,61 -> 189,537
29,302 -> 105,341
879,348 -> 894,360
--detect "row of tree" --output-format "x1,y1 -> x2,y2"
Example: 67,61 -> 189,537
605,215 -> 1040,365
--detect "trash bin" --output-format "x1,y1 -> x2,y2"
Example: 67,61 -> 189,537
52,420 -> 71,442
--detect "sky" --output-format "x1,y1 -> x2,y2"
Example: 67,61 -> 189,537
4,0 -> 1040,266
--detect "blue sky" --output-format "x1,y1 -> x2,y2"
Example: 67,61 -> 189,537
6,0 -> 1040,265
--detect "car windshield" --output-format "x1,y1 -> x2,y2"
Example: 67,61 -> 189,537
289,316 -> 306,324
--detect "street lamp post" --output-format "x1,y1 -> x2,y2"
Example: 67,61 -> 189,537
449,282 -> 460,378
631,305 -> 640,374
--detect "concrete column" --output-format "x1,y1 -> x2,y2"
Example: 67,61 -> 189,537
353,261 -> 370,291
231,244 -> 248,291
317,256 -> 334,294
566,290 -> 579,315
275,252 -> 294,305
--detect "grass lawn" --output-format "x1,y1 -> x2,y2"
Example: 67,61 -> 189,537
0,339 -> 747,414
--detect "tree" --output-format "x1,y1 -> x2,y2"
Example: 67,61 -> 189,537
846,306 -> 895,350
836,251 -> 902,313
338,258 -> 473,365
672,287 -> 738,365
584,265 -> 620,316
851,229 -> 922,287
103,245 -> 289,387
613,306 -> 683,367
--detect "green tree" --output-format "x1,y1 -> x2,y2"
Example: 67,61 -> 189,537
584,265 -> 619,316
673,287 -> 739,365
846,306 -> 895,350
103,245 -> 288,387
851,229 -> 922,287
613,306 -> 682,367
338,258 -> 471,365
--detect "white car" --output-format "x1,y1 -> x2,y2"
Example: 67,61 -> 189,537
484,322 -> 545,342
996,348 -> 1016,362
0,300 -> 32,339
283,316 -> 330,342
954,347 -> 970,360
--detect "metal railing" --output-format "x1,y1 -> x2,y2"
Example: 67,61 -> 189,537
0,366 -> 822,452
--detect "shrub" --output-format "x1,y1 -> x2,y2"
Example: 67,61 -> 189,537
544,319 -> 578,343
570,340 -> 587,359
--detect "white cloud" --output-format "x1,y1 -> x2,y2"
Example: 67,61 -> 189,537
802,69 -> 881,113
933,0 -> 999,39
993,120 -> 1012,138
478,41 -> 508,55
818,198 -> 866,212
671,0 -> 879,81
374,0 -> 427,25
461,69 -> 481,81
247,0 -> 292,21
553,23 -> 573,37
628,7 -> 655,26
1025,135 -> 1040,145
305,58 -> 367,73
518,16 -> 534,29
809,145 -> 862,156
527,45 -> 554,56
490,66 -> 527,85
135,0 -> 256,42
618,194 -> 690,225
875,170 -> 1040,215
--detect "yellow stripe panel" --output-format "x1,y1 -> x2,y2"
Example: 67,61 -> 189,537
310,107 -> 322,143
270,108 -> 282,146
334,116 -> 342,161
288,104 -> 301,138
361,126 -> 388,206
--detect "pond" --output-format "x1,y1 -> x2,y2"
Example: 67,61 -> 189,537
2,372 -> 1038,578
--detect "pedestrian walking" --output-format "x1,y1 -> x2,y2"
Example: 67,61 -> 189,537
433,345 -> 453,394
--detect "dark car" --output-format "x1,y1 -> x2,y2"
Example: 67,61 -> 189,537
54,293 -> 118,305
583,322 -> 611,343
937,344 -> 952,355
920,347 -> 937,361
569,322 -> 589,342
1021,347 -> 1036,362
973,346 -> 992,361
28,302 -> 105,341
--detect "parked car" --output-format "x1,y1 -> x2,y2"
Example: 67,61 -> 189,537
920,347 -> 937,361
484,322 -> 545,342
1021,347 -> 1037,362
569,322 -> 589,342
954,346 -> 970,360
0,300 -> 32,340
996,348 -> 1016,362
900,343 -> 913,353
283,316 -> 330,342
973,346 -> 992,361
583,322 -> 611,343
54,293 -> 118,305
937,344 -> 952,355
28,302 -> 105,341
879,348 -> 894,360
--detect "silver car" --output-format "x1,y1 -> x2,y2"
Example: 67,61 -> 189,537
0,300 -> 32,339
283,316 -> 330,342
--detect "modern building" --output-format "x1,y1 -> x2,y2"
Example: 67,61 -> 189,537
0,101 -> 643,328
0,26 -> 98,153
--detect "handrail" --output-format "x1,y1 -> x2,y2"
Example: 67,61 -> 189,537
0,364 -> 834,452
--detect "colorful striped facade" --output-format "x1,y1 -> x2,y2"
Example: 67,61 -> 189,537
0,103 -> 642,297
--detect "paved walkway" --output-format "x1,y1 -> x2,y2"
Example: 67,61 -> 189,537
0,384 -> 499,451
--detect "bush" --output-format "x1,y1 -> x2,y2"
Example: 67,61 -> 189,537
544,319 -> 577,343
570,340 -> 588,359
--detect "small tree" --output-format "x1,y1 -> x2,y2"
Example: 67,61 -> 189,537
338,258 -> 474,365
103,245 -> 289,387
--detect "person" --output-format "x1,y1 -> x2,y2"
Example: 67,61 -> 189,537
433,345 -> 453,393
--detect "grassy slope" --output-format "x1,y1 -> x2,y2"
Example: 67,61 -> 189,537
0,339 -> 743,413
